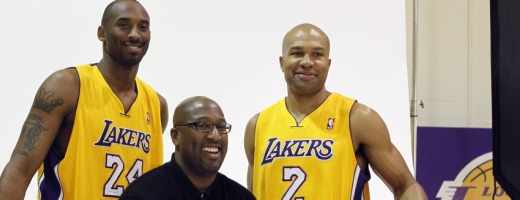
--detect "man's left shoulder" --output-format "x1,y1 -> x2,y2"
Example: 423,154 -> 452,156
217,173 -> 255,199
218,174 -> 244,188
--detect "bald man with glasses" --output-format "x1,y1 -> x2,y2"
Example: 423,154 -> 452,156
120,96 -> 255,200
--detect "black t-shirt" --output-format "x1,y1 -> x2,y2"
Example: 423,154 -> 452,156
119,153 -> 256,200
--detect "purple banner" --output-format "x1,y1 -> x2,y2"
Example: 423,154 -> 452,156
416,127 -> 510,199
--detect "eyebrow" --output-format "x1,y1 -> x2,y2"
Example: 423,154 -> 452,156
115,17 -> 149,24
288,46 -> 326,51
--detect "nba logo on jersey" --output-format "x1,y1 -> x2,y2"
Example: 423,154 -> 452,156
146,112 -> 150,125
327,118 -> 334,130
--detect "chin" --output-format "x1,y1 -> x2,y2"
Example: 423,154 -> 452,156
201,167 -> 221,175
122,57 -> 144,66
202,163 -> 223,173
292,87 -> 320,96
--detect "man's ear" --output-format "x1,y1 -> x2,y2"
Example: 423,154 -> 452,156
171,128 -> 180,146
279,56 -> 284,72
98,25 -> 106,42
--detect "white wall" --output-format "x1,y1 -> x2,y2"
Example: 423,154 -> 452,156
0,1 -> 411,199
407,0 -> 491,128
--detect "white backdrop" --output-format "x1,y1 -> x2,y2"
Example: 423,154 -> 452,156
0,1 -> 411,199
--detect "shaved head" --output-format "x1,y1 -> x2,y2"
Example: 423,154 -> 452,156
282,23 -> 330,55
101,0 -> 146,27
173,96 -> 222,124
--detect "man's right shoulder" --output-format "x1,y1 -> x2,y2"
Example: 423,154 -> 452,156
40,67 -> 81,111
259,98 -> 285,114
44,68 -> 79,86
54,63 -> 102,84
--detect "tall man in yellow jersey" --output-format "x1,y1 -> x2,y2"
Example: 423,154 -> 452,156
244,23 -> 427,199
0,1 -> 168,199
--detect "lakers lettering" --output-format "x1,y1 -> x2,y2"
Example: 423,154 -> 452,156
261,137 -> 334,165
94,120 -> 151,153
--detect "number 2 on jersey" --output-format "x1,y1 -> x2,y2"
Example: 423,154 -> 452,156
282,166 -> 307,200
104,154 -> 143,197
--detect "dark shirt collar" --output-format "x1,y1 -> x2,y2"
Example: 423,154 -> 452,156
169,153 -> 219,199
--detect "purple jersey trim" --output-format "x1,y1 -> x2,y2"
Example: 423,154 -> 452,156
351,165 -> 371,200
38,145 -> 64,200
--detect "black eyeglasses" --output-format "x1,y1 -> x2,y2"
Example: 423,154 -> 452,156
174,122 -> 232,134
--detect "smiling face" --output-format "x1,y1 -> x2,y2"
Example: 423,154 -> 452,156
98,0 -> 150,67
171,96 -> 228,178
280,24 -> 331,97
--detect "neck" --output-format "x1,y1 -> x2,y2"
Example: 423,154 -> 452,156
286,89 -> 331,124
97,59 -> 139,93
174,153 -> 216,193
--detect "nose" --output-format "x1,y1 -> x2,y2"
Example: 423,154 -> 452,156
299,54 -> 313,67
128,26 -> 141,41
206,125 -> 222,140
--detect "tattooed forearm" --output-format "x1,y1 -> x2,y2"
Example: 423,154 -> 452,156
33,88 -> 64,114
16,114 -> 48,156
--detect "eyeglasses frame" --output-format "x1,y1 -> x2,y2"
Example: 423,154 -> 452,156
173,121 -> 232,134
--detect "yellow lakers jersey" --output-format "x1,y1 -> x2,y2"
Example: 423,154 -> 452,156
253,93 -> 370,200
37,64 -> 164,199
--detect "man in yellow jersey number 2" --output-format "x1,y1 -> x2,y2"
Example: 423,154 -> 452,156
244,23 -> 427,200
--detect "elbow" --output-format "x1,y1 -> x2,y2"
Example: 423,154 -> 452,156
394,181 -> 427,200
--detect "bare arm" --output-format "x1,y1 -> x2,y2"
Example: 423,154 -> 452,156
157,93 -> 169,133
350,103 -> 427,200
244,113 -> 259,191
0,69 -> 78,200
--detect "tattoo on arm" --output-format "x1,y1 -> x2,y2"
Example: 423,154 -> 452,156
16,114 -> 48,156
33,88 -> 64,114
